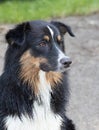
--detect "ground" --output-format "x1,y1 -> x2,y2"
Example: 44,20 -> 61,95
0,14 -> 99,130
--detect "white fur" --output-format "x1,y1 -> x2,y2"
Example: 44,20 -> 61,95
5,70 -> 62,130
55,45 -> 68,62
47,26 -> 54,38
55,45 -> 70,70
57,48 -> 69,63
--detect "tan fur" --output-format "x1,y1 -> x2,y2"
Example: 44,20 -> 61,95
44,35 -> 50,42
46,71 -> 62,87
20,50 -> 47,94
57,35 -> 62,42
20,50 -> 62,94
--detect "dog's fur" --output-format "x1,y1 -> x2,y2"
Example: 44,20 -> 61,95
0,20 -> 76,130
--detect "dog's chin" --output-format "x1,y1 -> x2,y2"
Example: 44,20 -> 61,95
56,65 -> 71,73
40,64 -> 71,73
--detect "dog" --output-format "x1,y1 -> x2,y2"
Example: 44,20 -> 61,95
0,20 -> 76,130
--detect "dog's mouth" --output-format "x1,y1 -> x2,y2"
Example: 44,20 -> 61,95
40,63 -> 52,72
58,66 -> 70,73
40,62 -> 72,73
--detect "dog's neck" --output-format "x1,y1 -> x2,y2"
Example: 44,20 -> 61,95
20,68 -> 62,95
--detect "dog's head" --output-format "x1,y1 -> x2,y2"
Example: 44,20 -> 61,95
6,20 -> 74,73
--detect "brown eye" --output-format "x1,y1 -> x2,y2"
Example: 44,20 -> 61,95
39,42 -> 47,47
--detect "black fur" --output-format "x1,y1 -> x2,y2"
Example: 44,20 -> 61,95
0,20 -> 76,130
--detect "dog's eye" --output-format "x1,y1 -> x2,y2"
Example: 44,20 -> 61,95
39,42 -> 47,47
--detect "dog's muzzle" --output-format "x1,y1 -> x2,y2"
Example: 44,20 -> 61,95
58,56 -> 72,72
60,57 -> 72,68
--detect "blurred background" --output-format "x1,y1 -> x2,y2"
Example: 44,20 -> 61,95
0,0 -> 99,23
0,0 -> 99,130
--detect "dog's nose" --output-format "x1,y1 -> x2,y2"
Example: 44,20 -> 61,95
60,57 -> 72,67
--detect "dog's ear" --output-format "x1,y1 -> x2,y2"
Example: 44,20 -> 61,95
6,22 -> 31,46
51,21 -> 75,37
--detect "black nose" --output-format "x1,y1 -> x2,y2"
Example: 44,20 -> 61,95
60,58 -> 72,67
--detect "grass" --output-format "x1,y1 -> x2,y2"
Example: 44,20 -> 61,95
0,0 -> 99,23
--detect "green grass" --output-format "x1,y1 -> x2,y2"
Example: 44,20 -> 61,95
0,0 -> 99,23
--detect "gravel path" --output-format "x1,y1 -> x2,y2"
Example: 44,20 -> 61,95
0,14 -> 99,130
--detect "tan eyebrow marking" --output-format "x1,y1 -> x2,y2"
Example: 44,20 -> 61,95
57,35 -> 62,42
44,35 -> 50,42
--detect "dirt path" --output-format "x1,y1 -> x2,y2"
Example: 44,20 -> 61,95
0,14 -> 99,130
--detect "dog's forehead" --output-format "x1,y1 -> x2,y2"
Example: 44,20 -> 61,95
29,21 -> 59,37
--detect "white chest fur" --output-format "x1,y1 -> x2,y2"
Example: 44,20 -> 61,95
5,71 -> 62,130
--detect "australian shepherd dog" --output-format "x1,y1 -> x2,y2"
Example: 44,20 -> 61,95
0,20 -> 76,130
